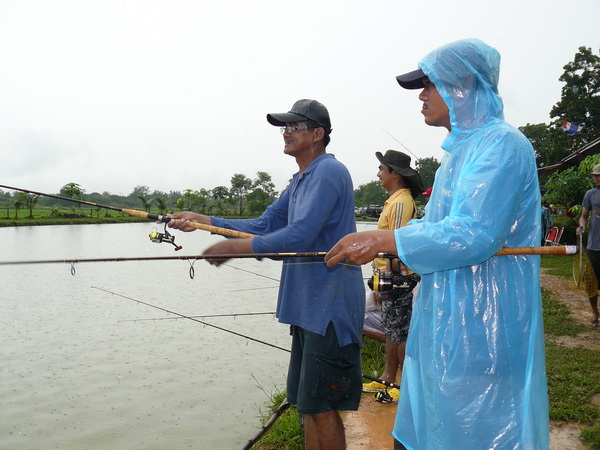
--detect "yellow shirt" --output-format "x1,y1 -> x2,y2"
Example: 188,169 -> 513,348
374,188 -> 416,271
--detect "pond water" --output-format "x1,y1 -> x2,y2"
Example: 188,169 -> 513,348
0,221 -> 375,449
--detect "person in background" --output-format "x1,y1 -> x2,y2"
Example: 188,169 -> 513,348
363,289 -> 386,343
361,150 -> 423,402
168,99 -> 365,449
578,163 -> 600,327
541,202 -> 553,245
325,39 -> 549,449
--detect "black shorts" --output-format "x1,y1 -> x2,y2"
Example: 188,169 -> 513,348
286,323 -> 362,415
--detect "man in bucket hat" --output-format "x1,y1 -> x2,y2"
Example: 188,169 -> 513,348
362,150 -> 423,401
578,163 -> 600,327
167,99 -> 364,449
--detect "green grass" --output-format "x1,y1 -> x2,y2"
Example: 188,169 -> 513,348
542,287 -> 586,336
255,391 -> 303,450
541,254 -> 576,278
0,207 -> 150,226
546,342 -> 600,424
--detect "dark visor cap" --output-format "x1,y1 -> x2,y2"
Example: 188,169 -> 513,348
396,69 -> 426,90
266,99 -> 332,133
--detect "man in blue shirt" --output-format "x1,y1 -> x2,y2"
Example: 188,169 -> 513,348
167,99 -> 364,449
578,163 -> 600,327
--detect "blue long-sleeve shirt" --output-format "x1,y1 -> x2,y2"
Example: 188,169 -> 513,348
212,153 -> 365,347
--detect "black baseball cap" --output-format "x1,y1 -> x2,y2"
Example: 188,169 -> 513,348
266,99 -> 332,133
396,69 -> 426,90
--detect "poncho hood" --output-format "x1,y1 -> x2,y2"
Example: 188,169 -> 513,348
419,38 -> 504,140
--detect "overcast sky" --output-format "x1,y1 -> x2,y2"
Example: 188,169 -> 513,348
0,0 -> 598,197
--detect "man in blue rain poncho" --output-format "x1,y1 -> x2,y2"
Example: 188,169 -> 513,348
326,39 -> 549,449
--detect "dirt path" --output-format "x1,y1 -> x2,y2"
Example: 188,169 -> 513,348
341,271 -> 599,449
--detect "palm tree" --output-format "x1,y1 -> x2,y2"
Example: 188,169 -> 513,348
154,198 -> 168,215
14,192 -> 28,219
26,194 -> 40,219
138,196 -> 153,213
174,198 -> 186,212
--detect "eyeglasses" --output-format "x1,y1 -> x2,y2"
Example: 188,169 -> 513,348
280,126 -> 313,134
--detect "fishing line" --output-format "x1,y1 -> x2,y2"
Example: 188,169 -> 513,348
119,311 -> 276,323
92,287 -> 425,395
91,286 -> 290,353
230,286 -> 279,293
381,128 -> 420,161
222,263 -> 281,283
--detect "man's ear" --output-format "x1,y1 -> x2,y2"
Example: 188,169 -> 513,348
312,126 -> 325,142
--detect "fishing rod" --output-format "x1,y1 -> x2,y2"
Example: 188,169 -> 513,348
92,286 -> 290,353
0,246 -> 578,268
0,252 -> 327,266
0,184 -> 253,240
0,252 -> 328,278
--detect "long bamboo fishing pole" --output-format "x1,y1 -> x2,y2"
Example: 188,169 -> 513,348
0,252 -> 328,266
0,246 -> 579,268
0,184 -> 253,239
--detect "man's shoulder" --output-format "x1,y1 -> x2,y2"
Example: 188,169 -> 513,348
311,154 -> 351,177
386,189 -> 413,205
585,188 -> 600,201
479,121 -> 532,148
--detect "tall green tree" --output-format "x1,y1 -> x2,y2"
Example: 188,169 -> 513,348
246,171 -> 277,214
59,182 -> 85,211
519,123 -> 570,169
354,180 -> 387,206
182,189 -> 196,210
520,47 -> 599,170
230,173 -> 253,215
60,182 -> 84,199
131,185 -> 151,197
196,188 -> 211,213
550,46 -> 600,149
211,186 -> 229,215
415,156 -> 440,189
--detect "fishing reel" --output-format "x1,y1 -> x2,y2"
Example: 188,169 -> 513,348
367,254 -> 419,293
149,224 -> 182,251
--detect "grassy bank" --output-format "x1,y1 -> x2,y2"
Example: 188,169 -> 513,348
253,255 -> 600,449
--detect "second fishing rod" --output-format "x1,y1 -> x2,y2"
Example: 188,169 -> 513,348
0,184 -> 253,240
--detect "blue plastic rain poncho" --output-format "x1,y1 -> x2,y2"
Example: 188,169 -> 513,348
393,39 -> 549,449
